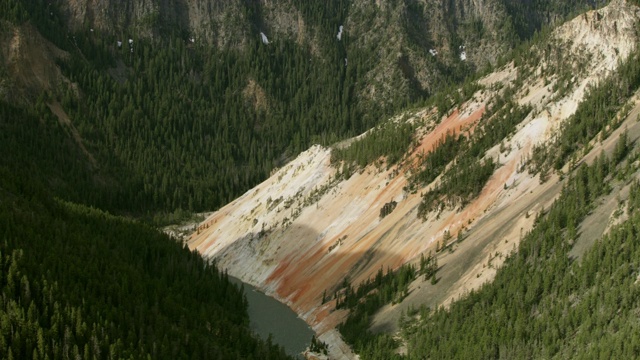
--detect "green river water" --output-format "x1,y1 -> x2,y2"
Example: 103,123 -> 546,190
229,276 -> 315,358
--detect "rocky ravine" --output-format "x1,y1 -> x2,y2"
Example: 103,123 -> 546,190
189,1 -> 640,358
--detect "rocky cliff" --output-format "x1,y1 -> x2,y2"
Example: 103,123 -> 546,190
56,0 -> 589,113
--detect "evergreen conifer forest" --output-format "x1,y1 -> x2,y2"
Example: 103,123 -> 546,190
2,0 -> 640,359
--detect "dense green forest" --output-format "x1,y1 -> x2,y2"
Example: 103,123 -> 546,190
60,26 -> 366,215
0,169 -> 291,359
331,118 -> 417,172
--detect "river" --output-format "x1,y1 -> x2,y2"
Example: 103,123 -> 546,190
229,276 -> 315,358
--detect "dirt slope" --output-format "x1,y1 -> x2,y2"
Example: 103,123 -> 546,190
0,22 -> 71,101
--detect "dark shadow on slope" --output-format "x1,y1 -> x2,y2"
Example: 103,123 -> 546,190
205,222 -> 407,356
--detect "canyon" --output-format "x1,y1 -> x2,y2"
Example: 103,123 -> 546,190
188,1 -> 640,358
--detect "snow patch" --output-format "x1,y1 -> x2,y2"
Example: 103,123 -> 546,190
337,25 -> 344,41
260,32 -> 269,45
429,49 -> 438,56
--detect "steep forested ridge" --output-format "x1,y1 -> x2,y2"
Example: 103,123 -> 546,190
3,0 -> 383,215
0,63 -> 292,357
402,148 -> 640,359
0,45 -> 291,360
0,168 -> 291,359
1,0 -> 592,217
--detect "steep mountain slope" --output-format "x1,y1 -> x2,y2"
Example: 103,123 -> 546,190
0,23 -> 69,101
56,0 -> 592,122
0,0 -> 596,217
188,1 -> 640,358
0,178 -> 293,359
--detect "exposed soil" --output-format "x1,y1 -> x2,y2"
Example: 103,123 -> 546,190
0,23 -> 70,101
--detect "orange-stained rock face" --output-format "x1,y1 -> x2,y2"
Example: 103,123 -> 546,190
187,98 -> 533,331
